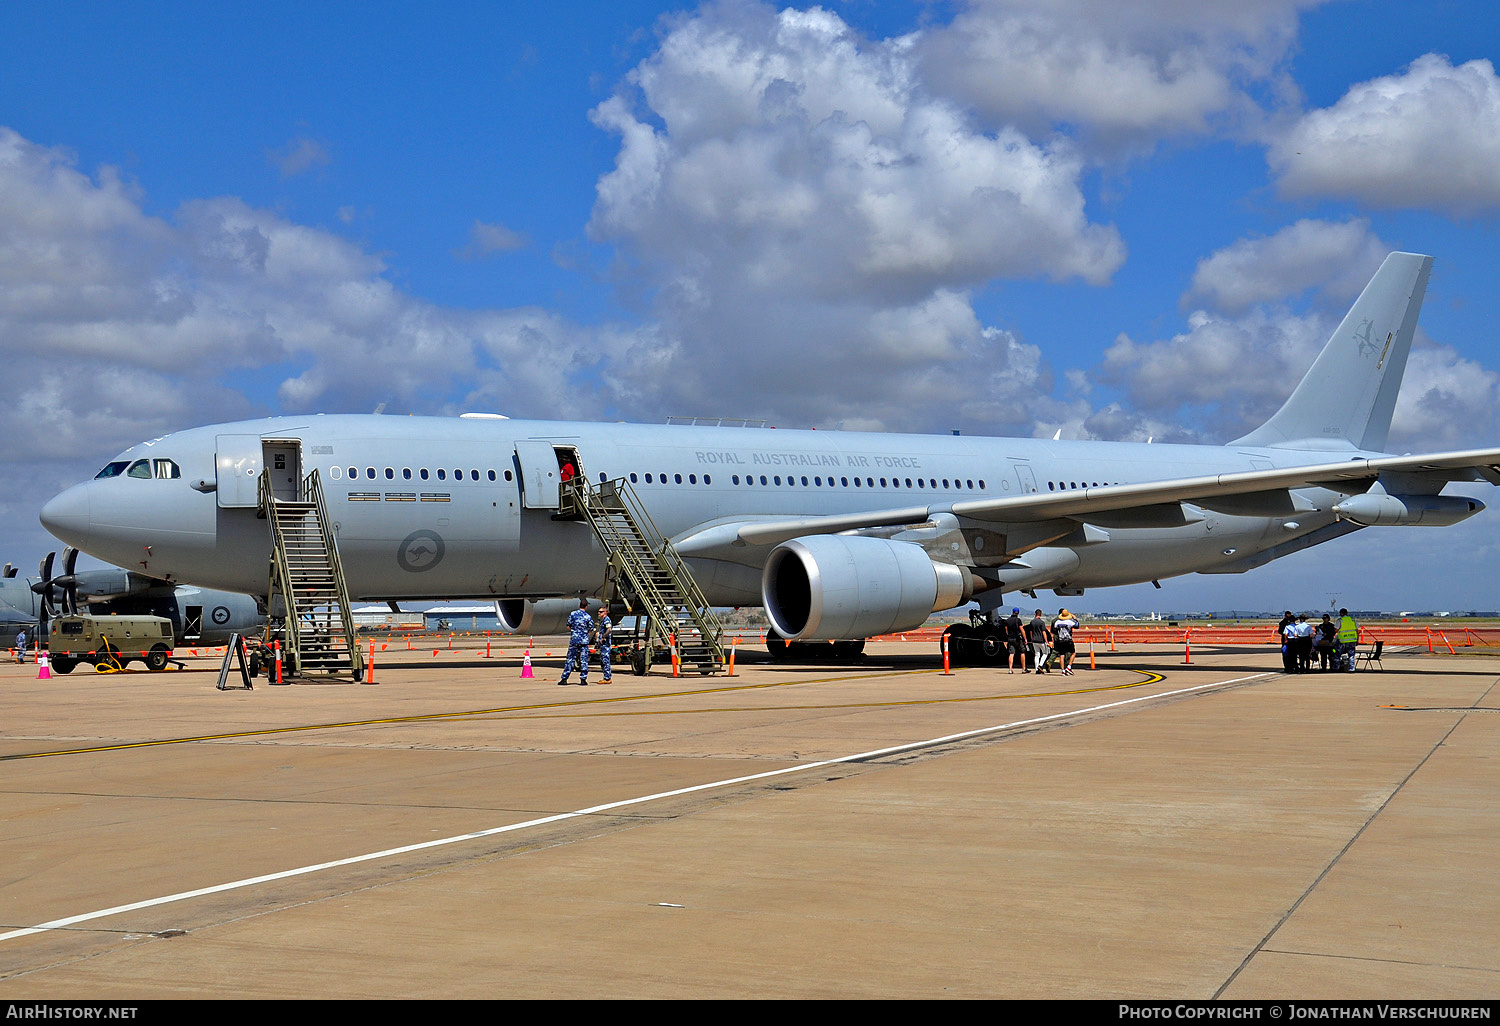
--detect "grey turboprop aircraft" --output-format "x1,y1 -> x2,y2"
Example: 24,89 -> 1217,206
38,253 -> 1500,660
0,548 -> 262,653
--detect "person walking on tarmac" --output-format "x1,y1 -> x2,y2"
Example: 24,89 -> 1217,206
1336,608 -> 1359,671
15,629 -> 25,664
1027,609 -> 1053,674
1052,609 -> 1079,675
557,599 -> 592,686
1005,607 -> 1026,673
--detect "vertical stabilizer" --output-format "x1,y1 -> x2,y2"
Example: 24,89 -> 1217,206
1233,252 -> 1432,452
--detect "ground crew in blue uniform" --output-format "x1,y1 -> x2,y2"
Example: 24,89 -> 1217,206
558,599 -> 592,686
596,606 -> 613,683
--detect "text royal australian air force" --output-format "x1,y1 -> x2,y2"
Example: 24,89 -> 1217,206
694,448 -> 923,470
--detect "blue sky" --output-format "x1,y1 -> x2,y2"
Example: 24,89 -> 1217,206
2,1 -> 1500,612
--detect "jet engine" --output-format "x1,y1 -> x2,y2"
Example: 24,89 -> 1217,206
1332,493 -> 1484,527
762,535 -> 972,641
494,597 -> 610,635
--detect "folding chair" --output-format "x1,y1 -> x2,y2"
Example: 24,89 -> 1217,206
1357,639 -> 1384,671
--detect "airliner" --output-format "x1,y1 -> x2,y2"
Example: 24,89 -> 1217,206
39,253 -> 1500,653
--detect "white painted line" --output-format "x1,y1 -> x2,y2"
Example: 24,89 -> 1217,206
0,671 -> 1271,943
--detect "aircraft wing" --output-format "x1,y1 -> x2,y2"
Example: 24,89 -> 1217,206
674,446 -> 1500,555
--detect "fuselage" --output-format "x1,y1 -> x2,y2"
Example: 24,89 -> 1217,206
40,415 -> 1361,606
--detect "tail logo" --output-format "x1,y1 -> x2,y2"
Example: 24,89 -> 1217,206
1353,318 -> 1380,358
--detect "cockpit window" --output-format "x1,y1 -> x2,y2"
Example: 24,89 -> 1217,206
153,459 -> 181,479
126,460 -> 153,479
94,461 -> 130,479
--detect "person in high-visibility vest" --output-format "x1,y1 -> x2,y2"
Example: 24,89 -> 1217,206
1336,608 -> 1359,672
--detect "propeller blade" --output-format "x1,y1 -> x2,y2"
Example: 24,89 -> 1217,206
62,548 -> 78,615
36,552 -> 56,619
36,551 -> 55,633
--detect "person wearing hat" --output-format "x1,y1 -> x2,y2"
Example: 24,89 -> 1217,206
1052,608 -> 1080,676
1004,606 -> 1026,673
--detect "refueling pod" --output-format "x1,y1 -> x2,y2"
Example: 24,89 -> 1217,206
1332,492 -> 1484,527
762,534 -> 972,641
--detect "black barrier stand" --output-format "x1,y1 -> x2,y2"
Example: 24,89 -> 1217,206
216,633 -> 253,691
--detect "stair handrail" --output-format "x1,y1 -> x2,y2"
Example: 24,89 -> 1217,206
304,469 -> 363,677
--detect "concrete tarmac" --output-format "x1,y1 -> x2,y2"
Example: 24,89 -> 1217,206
0,638 -> 1496,999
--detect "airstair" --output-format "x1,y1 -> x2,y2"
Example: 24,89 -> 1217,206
562,477 -> 724,673
259,470 -> 363,679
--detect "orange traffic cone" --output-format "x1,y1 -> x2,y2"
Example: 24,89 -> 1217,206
521,652 -> 534,678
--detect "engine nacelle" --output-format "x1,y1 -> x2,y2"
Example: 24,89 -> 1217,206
762,535 -> 971,641
494,598 -> 605,635
1332,493 -> 1484,527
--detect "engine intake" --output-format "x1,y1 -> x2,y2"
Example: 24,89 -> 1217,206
762,535 -> 971,641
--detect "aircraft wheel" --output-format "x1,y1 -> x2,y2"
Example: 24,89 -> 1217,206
833,639 -> 865,661
50,655 -> 75,674
145,645 -> 169,672
765,631 -> 792,661
941,625 -> 970,666
979,631 -> 1005,665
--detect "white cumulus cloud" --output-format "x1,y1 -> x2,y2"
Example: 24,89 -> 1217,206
586,0 -> 1122,432
1270,54 -> 1500,215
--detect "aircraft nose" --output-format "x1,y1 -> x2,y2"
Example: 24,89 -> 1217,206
40,483 -> 92,549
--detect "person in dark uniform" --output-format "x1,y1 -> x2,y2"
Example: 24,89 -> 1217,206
557,599 -> 592,686
1005,607 -> 1026,673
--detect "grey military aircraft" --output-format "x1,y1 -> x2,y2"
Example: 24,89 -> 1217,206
0,548 -> 262,653
38,253 -> 1500,660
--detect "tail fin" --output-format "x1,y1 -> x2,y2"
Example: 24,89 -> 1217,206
1233,251 -> 1432,452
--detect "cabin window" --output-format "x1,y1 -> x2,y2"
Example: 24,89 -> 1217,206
675,473 -> 683,484
645,473 -> 653,484
403,468 -> 412,480
331,466 -> 342,480
630,473 -> 638,483
688,474 -> 697,484
421,469 -> 429,480
385,468 -> 394,480
703,474 -> 711,485
732,475 -> 740,485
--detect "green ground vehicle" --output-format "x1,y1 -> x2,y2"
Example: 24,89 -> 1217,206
48,614 -> 174,673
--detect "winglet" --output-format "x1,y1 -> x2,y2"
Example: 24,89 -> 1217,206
1233,252 -> 1432,453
